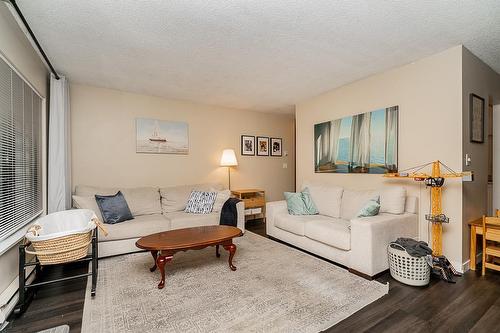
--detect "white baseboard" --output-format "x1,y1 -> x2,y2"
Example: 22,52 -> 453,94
461,252 -> 482,273
0,266 -> 35,330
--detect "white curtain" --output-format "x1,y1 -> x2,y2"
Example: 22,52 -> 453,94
385,106 -> 398,170
328,119 -> 342,164
48,74 -> 71,213
350,113 -> 371,168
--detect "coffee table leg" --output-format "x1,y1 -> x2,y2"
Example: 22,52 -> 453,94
223,243 -> 237,271
216,245 -> 220,258
150,250 -> 158,272
156,254 -> 173,289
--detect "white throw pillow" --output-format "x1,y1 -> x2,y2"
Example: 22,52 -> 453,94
184,191 -> 217,214
378,186 -> 406,214
212,189 -> 231,212
303,183 -> 343,218
72,195 -> 104,221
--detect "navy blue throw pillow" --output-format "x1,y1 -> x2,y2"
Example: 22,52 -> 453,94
95,191 -> 133,224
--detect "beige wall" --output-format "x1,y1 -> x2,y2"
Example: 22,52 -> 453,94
70,84 -> 295,202
461,47 -> 500,264
296,46 -> 464,267
0,3 -> 48,310
0,4 -> 47,97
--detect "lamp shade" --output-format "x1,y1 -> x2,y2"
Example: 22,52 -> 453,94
220,149 -> 238,166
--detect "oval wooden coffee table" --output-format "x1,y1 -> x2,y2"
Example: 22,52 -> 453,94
136,225 -> 242,289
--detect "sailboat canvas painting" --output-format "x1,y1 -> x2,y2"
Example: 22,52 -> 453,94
136,118 -> 189,154
314,106 -> 398,174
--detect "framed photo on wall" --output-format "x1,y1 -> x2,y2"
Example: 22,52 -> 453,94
470,93 -> 485,143
270,138 -> 282,156
257,136 -> 270,156
241,135 -> 255,155
136,118 -> 189,154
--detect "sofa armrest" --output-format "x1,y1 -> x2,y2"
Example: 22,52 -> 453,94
350,213 -> 418,276
236,201 -> 245,234
266,201 -> 287,233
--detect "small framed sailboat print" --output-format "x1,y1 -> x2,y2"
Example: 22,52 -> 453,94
136,118 -> 189,154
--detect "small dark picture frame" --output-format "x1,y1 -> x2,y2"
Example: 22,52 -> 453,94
241,135 -> 255,155
270,138 -> 282,156
470,93 -> 485,143
257,136 -> 270,156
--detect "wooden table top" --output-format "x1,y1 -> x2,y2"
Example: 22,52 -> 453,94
469,218 -> 482,226
135,225 -> 242,251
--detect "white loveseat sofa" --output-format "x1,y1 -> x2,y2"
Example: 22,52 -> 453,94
266,183 -> 418,277
73,183 -> 245,258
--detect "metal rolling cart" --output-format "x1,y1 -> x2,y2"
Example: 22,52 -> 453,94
15,210 -> 106,314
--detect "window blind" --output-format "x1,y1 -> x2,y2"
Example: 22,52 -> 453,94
0,56 -> 43,242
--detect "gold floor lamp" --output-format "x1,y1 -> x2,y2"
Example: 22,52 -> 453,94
220,149 -> 238,190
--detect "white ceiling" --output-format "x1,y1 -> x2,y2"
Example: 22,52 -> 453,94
15,0 -> 500,113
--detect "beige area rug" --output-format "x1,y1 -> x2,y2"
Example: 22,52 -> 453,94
82,232 -> 388,333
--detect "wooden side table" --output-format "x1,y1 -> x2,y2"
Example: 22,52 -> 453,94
469,217 -> 500,270
231,189 -> 266,222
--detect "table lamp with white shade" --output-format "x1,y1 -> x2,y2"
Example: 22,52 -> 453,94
220,149 -> 238,190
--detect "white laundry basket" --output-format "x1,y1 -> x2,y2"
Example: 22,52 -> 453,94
388,243 -> 430,286
25,209 -> 107,265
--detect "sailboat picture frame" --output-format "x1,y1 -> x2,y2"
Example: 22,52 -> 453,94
136,118 -> 189,154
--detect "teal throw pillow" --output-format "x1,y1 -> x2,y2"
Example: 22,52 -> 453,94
284,188 -> 319,215
301,187 -> 319,214
356,196 -> 381,218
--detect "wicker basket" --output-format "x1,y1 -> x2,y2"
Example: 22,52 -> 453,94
25,210 -> 107,265
388,243 -> 430,286
26,230 -> 93,265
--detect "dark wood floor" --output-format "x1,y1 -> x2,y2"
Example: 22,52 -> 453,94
5,220 -> 500,333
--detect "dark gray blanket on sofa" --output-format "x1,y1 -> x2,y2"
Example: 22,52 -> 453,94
219,198 -> 241,227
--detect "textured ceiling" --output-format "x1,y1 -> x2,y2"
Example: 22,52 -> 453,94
14,0 -> 500,113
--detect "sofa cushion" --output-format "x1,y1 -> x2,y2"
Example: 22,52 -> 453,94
378,186 -> 406,214
72,195 -> 103,221
212,190 -> 231,212
100,214 -> 170,242
74,185 -> 161,217
274,213 -> 340,236
340,189 -> 376,220
274,213 -> 309,236
164,211 -> 220,230
302,182 -> 343,218
160,183 -> 224,213
305,218 -> 351,250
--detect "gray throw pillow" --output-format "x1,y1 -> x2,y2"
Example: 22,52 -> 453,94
95,191 -> 134,224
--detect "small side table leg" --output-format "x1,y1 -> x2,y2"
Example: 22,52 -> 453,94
156,254 -> 173,289
150,250 -> 158,272
470,227 -> 477,271
216,245 -> 220,258
223,242 -> 237,271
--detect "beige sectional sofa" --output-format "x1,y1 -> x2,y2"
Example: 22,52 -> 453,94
73,183 -> 245,257
266,182 -> 418,278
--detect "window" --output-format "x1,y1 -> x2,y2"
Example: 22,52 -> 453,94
0,56 -> 43,242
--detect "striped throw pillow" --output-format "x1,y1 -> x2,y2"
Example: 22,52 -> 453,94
184,191 -> 217,214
